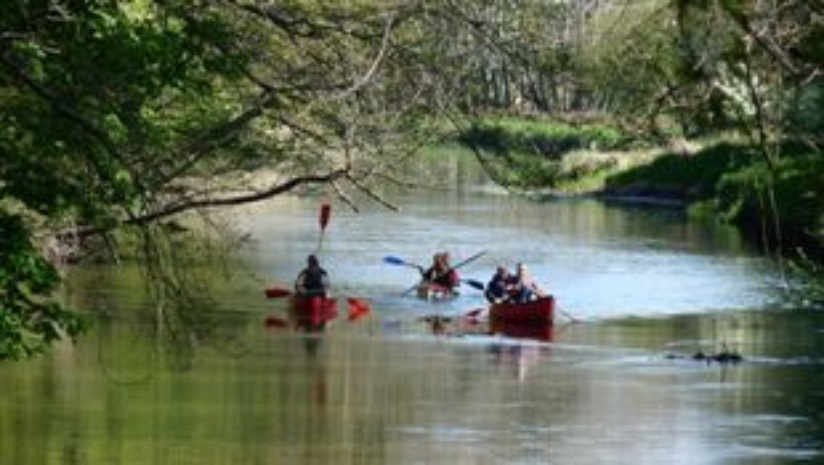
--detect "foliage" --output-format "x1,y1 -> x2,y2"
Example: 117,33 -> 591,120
603,142 -> 760,201
462,117 -> 626,156
456,116 -> 628,188
0,0 -> 420,358
0,212 -> 87,360
715,145 -> 824,257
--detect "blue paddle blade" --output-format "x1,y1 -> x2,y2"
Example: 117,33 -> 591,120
383,255 -> 407,266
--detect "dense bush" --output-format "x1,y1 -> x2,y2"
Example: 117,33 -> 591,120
459,117 -> 627,159
0,213 -> 87,359
715,149 -> 824,257
603,142 -> 759,200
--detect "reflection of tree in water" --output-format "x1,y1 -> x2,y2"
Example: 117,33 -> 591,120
94,223 -> 259,374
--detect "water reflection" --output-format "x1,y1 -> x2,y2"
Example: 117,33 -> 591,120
5,187 -> 823,464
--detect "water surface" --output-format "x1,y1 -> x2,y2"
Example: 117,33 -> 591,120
2,189 -> 823,465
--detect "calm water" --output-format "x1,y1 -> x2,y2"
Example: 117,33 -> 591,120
3,188 -> 824,465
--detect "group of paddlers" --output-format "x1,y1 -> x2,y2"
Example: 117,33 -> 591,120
483,263 -> 546,304
415,252 -> 546,304
293,251 -> 546,304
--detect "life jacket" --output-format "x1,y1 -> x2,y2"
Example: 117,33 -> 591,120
298,267 -> 327,294
432,269 -> 458,288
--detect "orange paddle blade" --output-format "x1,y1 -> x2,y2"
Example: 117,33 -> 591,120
346,297 -> 371,321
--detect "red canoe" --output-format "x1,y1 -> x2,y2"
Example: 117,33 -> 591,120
490,320 -> 554,341
489,296 -> 555,325
288,296 -> 339,327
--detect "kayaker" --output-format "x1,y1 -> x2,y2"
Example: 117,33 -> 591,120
511,263 -> 545,303
485,266 -> 513,303
295,254 -> 330,298
422,252 -> 459,294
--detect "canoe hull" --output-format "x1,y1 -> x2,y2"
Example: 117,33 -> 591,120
288,296 -> 339,327
490,320 -> 554,342
489,296 -> 555,326
416,282 -> 458,301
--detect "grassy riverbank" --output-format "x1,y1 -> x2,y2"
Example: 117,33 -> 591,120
457,117 -> 823,260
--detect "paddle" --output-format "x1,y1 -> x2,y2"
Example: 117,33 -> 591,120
464,307 -> 485,318
264,287 -> 292,299
557,305 -> 582,323
399,250 -> 488,296
346,297 -> 371,322
382,255 -> 424,272
450,250 -> 488,272
383,257 -> 485,290
317,202 -> 332,251
462,279 -> 485,291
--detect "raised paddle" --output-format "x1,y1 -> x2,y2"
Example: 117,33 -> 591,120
317,202 -> 332,251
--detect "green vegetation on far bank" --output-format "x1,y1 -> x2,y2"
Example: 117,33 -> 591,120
457,116 -> 823,260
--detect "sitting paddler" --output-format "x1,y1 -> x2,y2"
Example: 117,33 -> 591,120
419,252 -> 460,298
485,266 -> 515,303
295,254 -> 330,298
511,263 -> 546,303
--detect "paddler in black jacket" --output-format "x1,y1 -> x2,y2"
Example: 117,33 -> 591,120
295,254 -> 330,298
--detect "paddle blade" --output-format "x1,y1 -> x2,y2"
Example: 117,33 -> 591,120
382,255 -> 407,266
464,308 -> 485,318
346,297 -> 371,322
319,203 -> 332,231
463,279 -> 486,291
462,308 -> 485,325
265,287 -> 291,299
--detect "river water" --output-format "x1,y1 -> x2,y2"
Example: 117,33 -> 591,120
2,186 -> 824,465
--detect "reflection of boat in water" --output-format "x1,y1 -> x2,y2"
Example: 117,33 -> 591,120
489,296 -> 555,326
422,313 -> 554,343
288,295 -> 339,329
490,320 -> 554,342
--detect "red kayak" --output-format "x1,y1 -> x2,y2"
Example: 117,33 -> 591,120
416,282 -> 459,301
288,296 -> 339,327
489,296 -> 555,325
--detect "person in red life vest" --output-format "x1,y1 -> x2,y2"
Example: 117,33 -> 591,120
295,254 -> 330,298
421,252 -> 459,295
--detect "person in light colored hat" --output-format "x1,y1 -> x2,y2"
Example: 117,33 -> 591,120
511,262 -> 545,303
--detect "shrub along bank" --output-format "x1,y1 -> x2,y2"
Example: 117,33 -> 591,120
458,118 -> 823,260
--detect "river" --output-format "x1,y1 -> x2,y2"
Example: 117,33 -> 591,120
2,185 -> 823,465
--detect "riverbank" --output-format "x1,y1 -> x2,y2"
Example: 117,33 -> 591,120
454,117 -> 823,262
